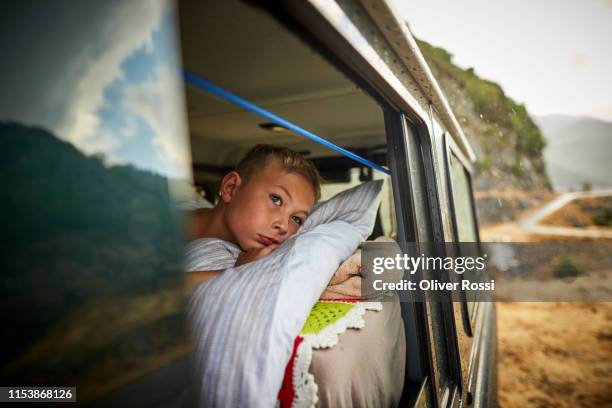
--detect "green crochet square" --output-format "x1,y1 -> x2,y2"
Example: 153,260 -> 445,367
301,301 -> 354,334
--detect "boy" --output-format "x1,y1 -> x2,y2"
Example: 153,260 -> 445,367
186,144 -> 321,285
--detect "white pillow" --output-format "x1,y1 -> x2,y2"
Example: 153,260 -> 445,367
300,179 -> 383,237
187,180 -> 383,408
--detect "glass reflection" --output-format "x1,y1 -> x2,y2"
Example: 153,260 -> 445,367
0,1 -> 193,405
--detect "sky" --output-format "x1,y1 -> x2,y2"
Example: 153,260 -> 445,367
0,0 -> 191,179
396,0 -> 612,121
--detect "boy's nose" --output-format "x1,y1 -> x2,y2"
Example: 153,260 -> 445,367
272,218 -> 288,235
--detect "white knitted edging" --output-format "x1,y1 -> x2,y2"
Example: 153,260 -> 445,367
304,301 -> 383,349
291,337 -> 318,408
290,301 -> 383,408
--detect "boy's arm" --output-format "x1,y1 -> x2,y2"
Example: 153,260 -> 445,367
186,270 -> 224,286
185,245 -> 279,286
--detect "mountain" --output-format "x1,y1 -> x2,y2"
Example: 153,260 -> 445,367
0,122 -> 186,372
535,115 -> 612,191
417,40 -> 551,224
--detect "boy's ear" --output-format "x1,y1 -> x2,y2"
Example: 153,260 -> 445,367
219,171 -> 242,203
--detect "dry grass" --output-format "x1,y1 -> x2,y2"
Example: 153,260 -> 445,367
497,302 -> 612,407
482,196 -> 612,407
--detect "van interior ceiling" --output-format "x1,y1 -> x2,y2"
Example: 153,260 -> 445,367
179,0 -> 388,197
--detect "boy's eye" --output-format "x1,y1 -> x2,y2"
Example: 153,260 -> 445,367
270,194 -> 282,206
291,215 -> 304,226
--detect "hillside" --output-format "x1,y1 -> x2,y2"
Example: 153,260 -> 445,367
417,40 -> 552,224
535,114 -> 612,191
0,122 -> 189,396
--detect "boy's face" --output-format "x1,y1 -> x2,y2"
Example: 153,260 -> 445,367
221,163 -> 316,250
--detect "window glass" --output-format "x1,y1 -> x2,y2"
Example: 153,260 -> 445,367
449,150 -> 480,319
0,2 -> 191,404
449,153 -> 478,242
405,121 -> 433,242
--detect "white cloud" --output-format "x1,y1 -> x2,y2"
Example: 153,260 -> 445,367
120,117 -> 138,139
87,128 -> 122,153
55,0 -> 167,156
123,64 -> 192,178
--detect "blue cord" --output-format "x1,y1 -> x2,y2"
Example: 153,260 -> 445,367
183,70 -> 390,175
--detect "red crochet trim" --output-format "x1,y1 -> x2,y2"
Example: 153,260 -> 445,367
278,336 -> 303,407
277,298 -> 365,406
318,297 -> 363,302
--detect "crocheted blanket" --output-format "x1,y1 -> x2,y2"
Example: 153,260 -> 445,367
277,299 -> 383,408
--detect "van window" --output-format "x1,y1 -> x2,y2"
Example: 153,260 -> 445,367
180,1 -> 410,404
449,152 -> 478,242
448,148 -> 481,321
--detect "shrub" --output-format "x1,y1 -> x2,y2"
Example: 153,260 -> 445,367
551,256 -> 582,280
592,208 -> 612,227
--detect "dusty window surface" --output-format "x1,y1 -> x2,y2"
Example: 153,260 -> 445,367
405,121 -> 433,242
449,153 -> 478,242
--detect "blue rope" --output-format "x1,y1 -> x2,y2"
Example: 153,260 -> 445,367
183,70 -> 390,175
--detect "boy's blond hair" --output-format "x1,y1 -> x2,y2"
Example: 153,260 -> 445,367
235,144 -> 321,201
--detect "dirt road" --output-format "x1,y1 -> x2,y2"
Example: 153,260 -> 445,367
520,190 -> 612,239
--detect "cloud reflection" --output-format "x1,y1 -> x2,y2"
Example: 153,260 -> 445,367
0,0 -> 191,179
